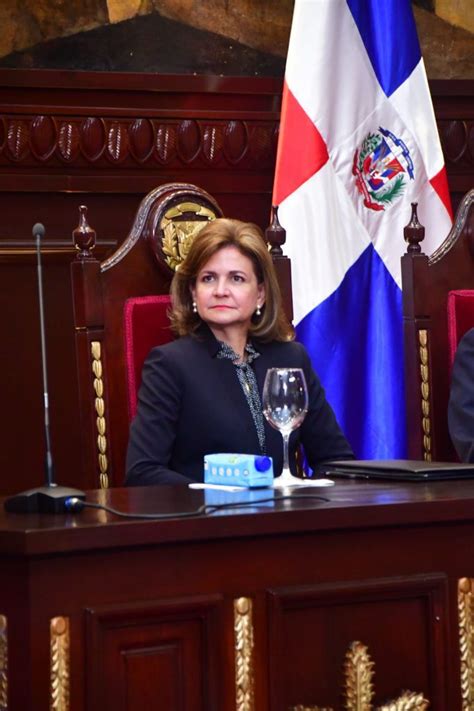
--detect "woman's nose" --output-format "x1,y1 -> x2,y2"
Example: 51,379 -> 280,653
214,277 -> 229,295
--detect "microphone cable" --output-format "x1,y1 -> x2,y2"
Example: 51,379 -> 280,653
64,492 -> 330,519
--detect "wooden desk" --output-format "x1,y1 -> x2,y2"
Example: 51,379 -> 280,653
1,478 -> 474,710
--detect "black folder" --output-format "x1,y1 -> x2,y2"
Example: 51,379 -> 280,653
324,459 -> 474,481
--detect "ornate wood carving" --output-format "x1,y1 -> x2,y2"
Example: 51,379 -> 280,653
234,597 -> 255,711
50,616 -> 70,711
0,115 -> 277,171
290,642 -> 429,711
439,119 -> 474,174
160,201 -> 217,272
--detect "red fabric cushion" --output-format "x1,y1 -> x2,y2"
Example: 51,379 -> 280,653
124,295 -> 174,420
447,290 -> 474,369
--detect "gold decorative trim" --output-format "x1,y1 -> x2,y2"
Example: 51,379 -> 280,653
161,202 -> 216,271
234,597 -> 255,711
50,616 -> 70,711
91,341 -> 109,489
345,640 -> 375,709
458,577 -> 474,709
418,329 -> 432,462
0,615 -> 7,710
290,641 -> 429,711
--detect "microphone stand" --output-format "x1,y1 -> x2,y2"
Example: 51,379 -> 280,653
4,223 -> 86,513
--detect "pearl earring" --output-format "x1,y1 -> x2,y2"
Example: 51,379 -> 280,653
192,301 -> 198,314
255,304 -> 262,317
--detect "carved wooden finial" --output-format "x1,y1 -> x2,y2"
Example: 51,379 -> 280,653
265,205 -> 286,256
73,205 -> 96,259
404,202 -> 425,254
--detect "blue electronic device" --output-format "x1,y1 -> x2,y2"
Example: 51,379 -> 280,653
204,453 -> 274,488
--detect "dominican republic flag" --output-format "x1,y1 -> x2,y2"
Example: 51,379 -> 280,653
273,0 -> 452,459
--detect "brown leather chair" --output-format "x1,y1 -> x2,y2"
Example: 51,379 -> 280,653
401,189 -> 474,462
71,184 -> 293,488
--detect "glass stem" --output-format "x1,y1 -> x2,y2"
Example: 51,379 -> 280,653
282,432 -> 290,475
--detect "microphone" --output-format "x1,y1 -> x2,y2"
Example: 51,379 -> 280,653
4,223 -> 86,513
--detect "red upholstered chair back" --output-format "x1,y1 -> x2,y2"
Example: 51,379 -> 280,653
401,189 -> 474,461
447,290 -> 474,370
124,295 -> 173,420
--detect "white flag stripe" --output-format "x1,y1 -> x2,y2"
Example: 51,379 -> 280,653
286,0 -> 384,150
280,164 -> 370,323
390,61 -> 447,182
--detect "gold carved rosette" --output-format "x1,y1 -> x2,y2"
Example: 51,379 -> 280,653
289,641 -> 429,711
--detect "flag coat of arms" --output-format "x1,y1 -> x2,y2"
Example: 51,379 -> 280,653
273,0 -> 452,459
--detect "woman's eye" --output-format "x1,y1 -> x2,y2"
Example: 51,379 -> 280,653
201,274 -> 214,283
233,274 -> 245,282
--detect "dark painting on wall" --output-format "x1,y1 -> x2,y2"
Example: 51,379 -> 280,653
0,11 -> 285,77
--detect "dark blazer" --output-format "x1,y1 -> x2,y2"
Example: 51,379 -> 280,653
448,327 -> 474,462
125,325 -> 353,485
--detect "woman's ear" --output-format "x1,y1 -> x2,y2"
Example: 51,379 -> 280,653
258,283 -> 266,305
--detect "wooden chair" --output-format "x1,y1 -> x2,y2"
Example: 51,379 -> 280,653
402,189 -> 474,462
70,184 -> 293,488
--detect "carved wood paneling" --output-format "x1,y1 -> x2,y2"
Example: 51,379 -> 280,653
268,574 -> 448,710
85,595 -> 224,710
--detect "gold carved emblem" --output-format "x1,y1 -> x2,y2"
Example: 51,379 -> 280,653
50,616 -> 70,711
290,641 -> 429,711
234,597 -> 255,711
161,202 -> 216,271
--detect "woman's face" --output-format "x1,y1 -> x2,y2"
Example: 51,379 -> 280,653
191,245 -> 265,339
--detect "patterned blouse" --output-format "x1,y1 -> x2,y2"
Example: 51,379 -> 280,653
216,341 -> 266,454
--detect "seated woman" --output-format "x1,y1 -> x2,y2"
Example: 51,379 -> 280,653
448,327 -> 474,462
125,218 -> 353,485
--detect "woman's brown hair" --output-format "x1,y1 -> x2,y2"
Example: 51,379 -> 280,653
169,218 -> 294,342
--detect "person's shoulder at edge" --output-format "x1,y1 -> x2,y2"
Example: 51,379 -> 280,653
456,327 -> 474,352
448,327 -> 474,463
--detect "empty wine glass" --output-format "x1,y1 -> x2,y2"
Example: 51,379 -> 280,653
262,367 -> 309,487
